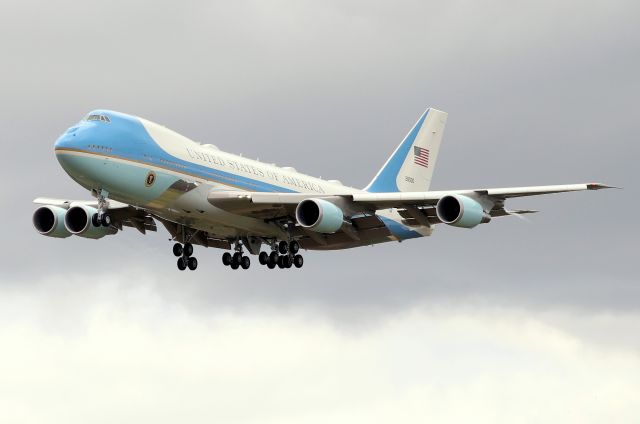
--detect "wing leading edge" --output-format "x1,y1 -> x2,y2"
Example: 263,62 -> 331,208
209,183 -> 613,216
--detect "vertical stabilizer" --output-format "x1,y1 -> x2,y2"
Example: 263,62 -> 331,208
365,108 -> 447,192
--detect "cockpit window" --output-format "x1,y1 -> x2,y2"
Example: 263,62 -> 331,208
85,114 -> 111,123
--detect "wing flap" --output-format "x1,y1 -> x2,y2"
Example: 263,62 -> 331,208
351,183 -> 612,209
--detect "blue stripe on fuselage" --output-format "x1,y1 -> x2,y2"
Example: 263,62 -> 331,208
55,110 -> 297,193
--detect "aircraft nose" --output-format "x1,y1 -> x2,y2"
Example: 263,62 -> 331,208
54,125 -> 82,150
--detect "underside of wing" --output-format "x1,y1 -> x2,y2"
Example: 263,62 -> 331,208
205,182 -> 611,243
208,183 -> 611,218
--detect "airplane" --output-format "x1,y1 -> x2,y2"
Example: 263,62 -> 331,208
33,108 -> 611,271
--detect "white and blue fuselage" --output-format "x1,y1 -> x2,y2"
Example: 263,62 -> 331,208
54,110 -> 428,248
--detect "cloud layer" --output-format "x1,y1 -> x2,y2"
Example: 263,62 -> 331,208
1,275 -> 639,424
0,0 -> 638,421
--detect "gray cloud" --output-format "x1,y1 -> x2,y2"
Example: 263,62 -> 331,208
1,0 -> 638,328
1,274 -> 640,423
1,1 -> 639,421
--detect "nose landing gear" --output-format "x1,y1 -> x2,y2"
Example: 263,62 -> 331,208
91,189 -> 112,227
91,213 -> 112,227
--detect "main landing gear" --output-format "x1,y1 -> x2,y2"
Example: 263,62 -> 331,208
257,240 -> 303,270
222,251 -> 251,270
171,237 -> 304,271
173,242 -> 198,271
222,240 -> 251,270
221,239 -> 304,271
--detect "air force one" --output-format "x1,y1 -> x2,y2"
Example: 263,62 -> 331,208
33,108 -> 610,271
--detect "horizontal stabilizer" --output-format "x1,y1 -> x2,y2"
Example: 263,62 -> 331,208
491,209 -> 539,218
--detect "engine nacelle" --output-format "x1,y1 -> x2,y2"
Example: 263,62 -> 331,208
33,206 -> 72,238
295,198 -> 344,233
436,195 -> 491,229
64,205 -> 117,239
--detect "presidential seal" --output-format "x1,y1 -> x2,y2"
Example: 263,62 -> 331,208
145,171 -> 156,187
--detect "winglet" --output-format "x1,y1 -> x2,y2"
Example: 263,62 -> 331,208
507,209 -> 539,215
587,183 -> 619,190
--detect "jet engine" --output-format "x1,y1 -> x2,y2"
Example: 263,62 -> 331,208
64,205 -> 117,239
436,195 -> 491,228
295,198 -> 344,233
33,206 -> 72,238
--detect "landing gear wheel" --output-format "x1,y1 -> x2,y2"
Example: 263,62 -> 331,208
101,214 -> 112,227
282,255 -> 292,268
259,251 -> 269,265
278,240 -> 288,255
240,256 -> 250,270
293,254 -> 304,268
277,256 -> 285,269
183,243 -> 193,257
187,257 -> 198,271
269,251 -> 279,264
289,240 -> 300,254
173,243 -> 183,257
231,252 -> 241,270
267,259 -> 276,269
177,257 -> 187,271
222,252 -> 232,266
92,213 -> 100,227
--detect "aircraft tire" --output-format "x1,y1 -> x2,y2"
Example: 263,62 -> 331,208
259,251 -> 269,265
269,251 -> 279,264
267,260 -> 276,269
230,261 -> 240,270
92,213 -> 100,227
177,257 -> 187,271
289,240 -> 299,254
102,214 -> 112,227
278,240 -> 288,255
183,243 -> 193,257
222,252 -> 232,266
294,254 -> 303,268
241,256 -> 250,270
188,257 -> 198,271
173,243 -> 183,257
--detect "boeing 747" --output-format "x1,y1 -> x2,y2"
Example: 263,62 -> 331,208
33,108 -> 610,270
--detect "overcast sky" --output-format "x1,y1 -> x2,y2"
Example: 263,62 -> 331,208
1,0 -> 639,422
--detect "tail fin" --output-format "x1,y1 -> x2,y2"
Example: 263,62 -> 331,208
365,108 -> 447,192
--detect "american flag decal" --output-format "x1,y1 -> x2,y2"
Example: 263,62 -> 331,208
414,146 -> 429,168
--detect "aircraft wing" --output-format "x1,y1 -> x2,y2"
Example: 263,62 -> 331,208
33,198 -> 230,248
349,183 -> 614,208
209,183 -> 612,217
33,197 -> 157,234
